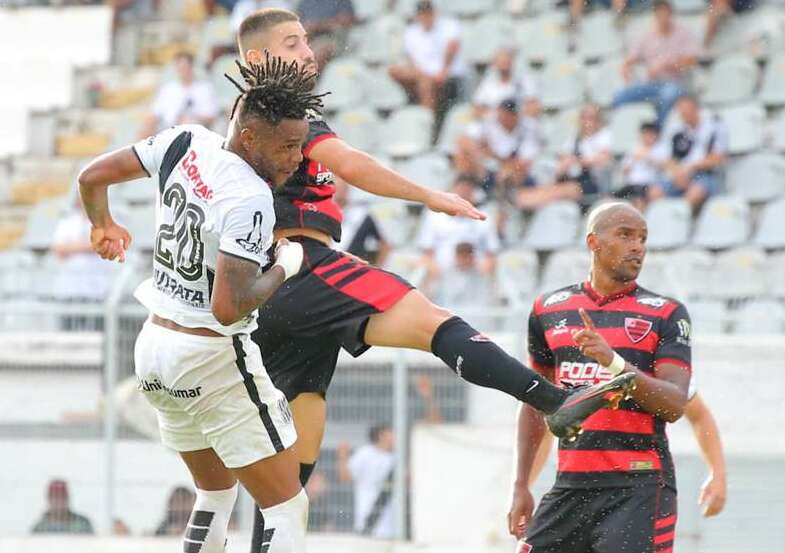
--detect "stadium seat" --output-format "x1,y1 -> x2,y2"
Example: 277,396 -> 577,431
771,110 -> 785,152
462,14 -> 516,66
710,246 -> 768,299
20,197 -> 70,250
540,247 -> 591,292
317,58 -> 367,112
577,12 -> 622,61
122,205 -> 157,251
196,15 -> 231,67
685,298 -> 727,334
370,201 -> 413,247
354,0 -> 388,20
436,103 -> 474,155
211,54 -> 243,111
667,247 -> 715,299
364,67 -> 408,112
586,58 -> 626,107
610,103 -> 657,155
0,106 -> 28,158
752,196 -> 785,250
542,108 -> 579,155
381,106 -> 434,157
383,248 -> 425,286
703,54 -> 759,106
539,61 -> 585,110
672,0 -> 706,12
496,248 -> 539,307
0,250 -> 36,299
720,102 -> 765,154
767,251 -> 785,299
356,14 -> 404,65
109,174 -> 157,206
758,52 -> 785,106
645,198 -> 692,250
725,153 -> 785,203
441,0 -> 496,17
692,195 -> 750,250
523,200 -> 581,251
393,152 -> 453,192
529,156 -> 559,185
332,107 -> 381,152
733,299 -> 785,334
637,251 -> 680,298
518,13 -> 570,65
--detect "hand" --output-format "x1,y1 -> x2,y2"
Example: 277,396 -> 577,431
507,486 -> 535,538
572,308 -> 614,366
699,473 -> 727,517
272,238 -> 304,280
434,69 -> 449,85
425,190 -> 486,220
90,223 -> 132,263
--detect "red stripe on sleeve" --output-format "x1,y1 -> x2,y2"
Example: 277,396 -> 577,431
581,408 -> 654,434
558,449 -> 662,473
302,132 -> 337,156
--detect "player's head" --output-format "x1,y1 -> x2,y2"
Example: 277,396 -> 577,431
415,1 -> 436,30
237,8 -> 318,84
226,55 -> 326,186
47,479 -> 70,512
369,424 -> 394,451
586,202 -> 647,283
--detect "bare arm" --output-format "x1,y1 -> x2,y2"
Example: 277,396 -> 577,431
211,253 -> 285,326
439,39 -> 460,79
508,402 -> 548,537
528,430 -> 555,487
685,393 -> 727,517
336,443 -> 353,483
688,152 -> 726,173
309,138 -> 485,219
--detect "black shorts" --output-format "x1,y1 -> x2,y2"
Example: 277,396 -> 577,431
523,484 -> 677,553
251,237 -> 413,401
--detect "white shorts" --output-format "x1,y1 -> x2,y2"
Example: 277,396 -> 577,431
134,321 -> 296,468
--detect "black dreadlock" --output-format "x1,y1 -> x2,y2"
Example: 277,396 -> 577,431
226,54 -> 327,126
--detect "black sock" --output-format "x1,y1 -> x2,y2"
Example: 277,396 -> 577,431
299,462 -> 316,487
431,316 -> 566,413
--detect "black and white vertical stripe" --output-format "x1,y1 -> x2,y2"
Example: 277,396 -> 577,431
183,510 -> 213,553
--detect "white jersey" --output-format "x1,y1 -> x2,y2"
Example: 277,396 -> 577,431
132,124 -> 275,335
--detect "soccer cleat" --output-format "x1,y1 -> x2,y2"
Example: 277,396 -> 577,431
545,373 -> 637,441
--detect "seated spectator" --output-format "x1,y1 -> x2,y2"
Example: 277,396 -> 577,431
612,0 -> 700,125
704,0 -> 757,46
417,176 -> 499,296
389,0 -> 467,141
615,121 -> 668,211
518,103 -> 612,210
31,479 -> 94,534
455,98 -> 543,203
333,177 -> 391,266
231,0 -> 294,33
297,0 -> 355,69
154,486 -> 196,536
472,48 -> 538,118
434,242 -> 497,309
648,94 -> 727,211
139,52 -> 219,137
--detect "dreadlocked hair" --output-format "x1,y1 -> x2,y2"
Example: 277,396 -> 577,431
226,54 -> 327,126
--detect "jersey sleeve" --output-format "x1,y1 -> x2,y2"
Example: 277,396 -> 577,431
528,301 -> 555,374
132,126 -> 186,177
654,302 -> 692,372
217,194 -> 275,267
302,118 -> 338,156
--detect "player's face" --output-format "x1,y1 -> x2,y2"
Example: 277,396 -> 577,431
244,118 -> 308,186
245,22 -> 318,81
591,211 -> 648,283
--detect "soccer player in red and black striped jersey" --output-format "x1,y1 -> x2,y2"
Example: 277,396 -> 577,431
237,11 -> 634,551
510,202 -> 692,553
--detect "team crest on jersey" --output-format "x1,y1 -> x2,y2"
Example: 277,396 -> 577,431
638,296 -> 667,308
543,290 -> 571,307
236,211 -> 265,255
624,317 -> 653,343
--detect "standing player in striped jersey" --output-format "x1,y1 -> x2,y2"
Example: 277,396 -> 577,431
510,202 -> 692,553
236,10 -> 635,550
79,58 -> 323,553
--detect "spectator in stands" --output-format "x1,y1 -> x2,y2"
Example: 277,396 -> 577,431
472,48 -> 538,118
434,242 -> 498,308
648,94 -> 727,211
517,103 -> 612,210
139,52 -> 219,137
52,197 -> 112,329
417,175 -> 499,297
153,486 -> 196,536
333,177 -> 391,266
455,98 -> 543,203
616,121 -> 668,211
704,0 -> 757,47
389,0 -> 467,141
569,0 -> 627,30
31,479 -> 94,534
231,0 -> 294,32
297,0 -> 355,70
612,0 -> 700,125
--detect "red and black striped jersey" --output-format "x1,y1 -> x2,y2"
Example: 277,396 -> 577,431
273,114 -> 343,241
528,281 -> 692,490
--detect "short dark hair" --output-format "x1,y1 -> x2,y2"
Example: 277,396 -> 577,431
226,54 -> 327,126
238,8 -> 300,53
640,121 -> 661,134
653,0 -> 673,10
416,0 -> 435,13
369,424 -> 390,443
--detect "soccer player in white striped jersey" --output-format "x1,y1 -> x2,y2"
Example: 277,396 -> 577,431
78,57 -> 324,553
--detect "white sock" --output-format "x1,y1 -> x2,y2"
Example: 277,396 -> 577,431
257,489 -> 309,553
184,483 -> 239,553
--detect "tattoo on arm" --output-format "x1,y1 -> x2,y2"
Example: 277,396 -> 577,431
213,252 -> 285,324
